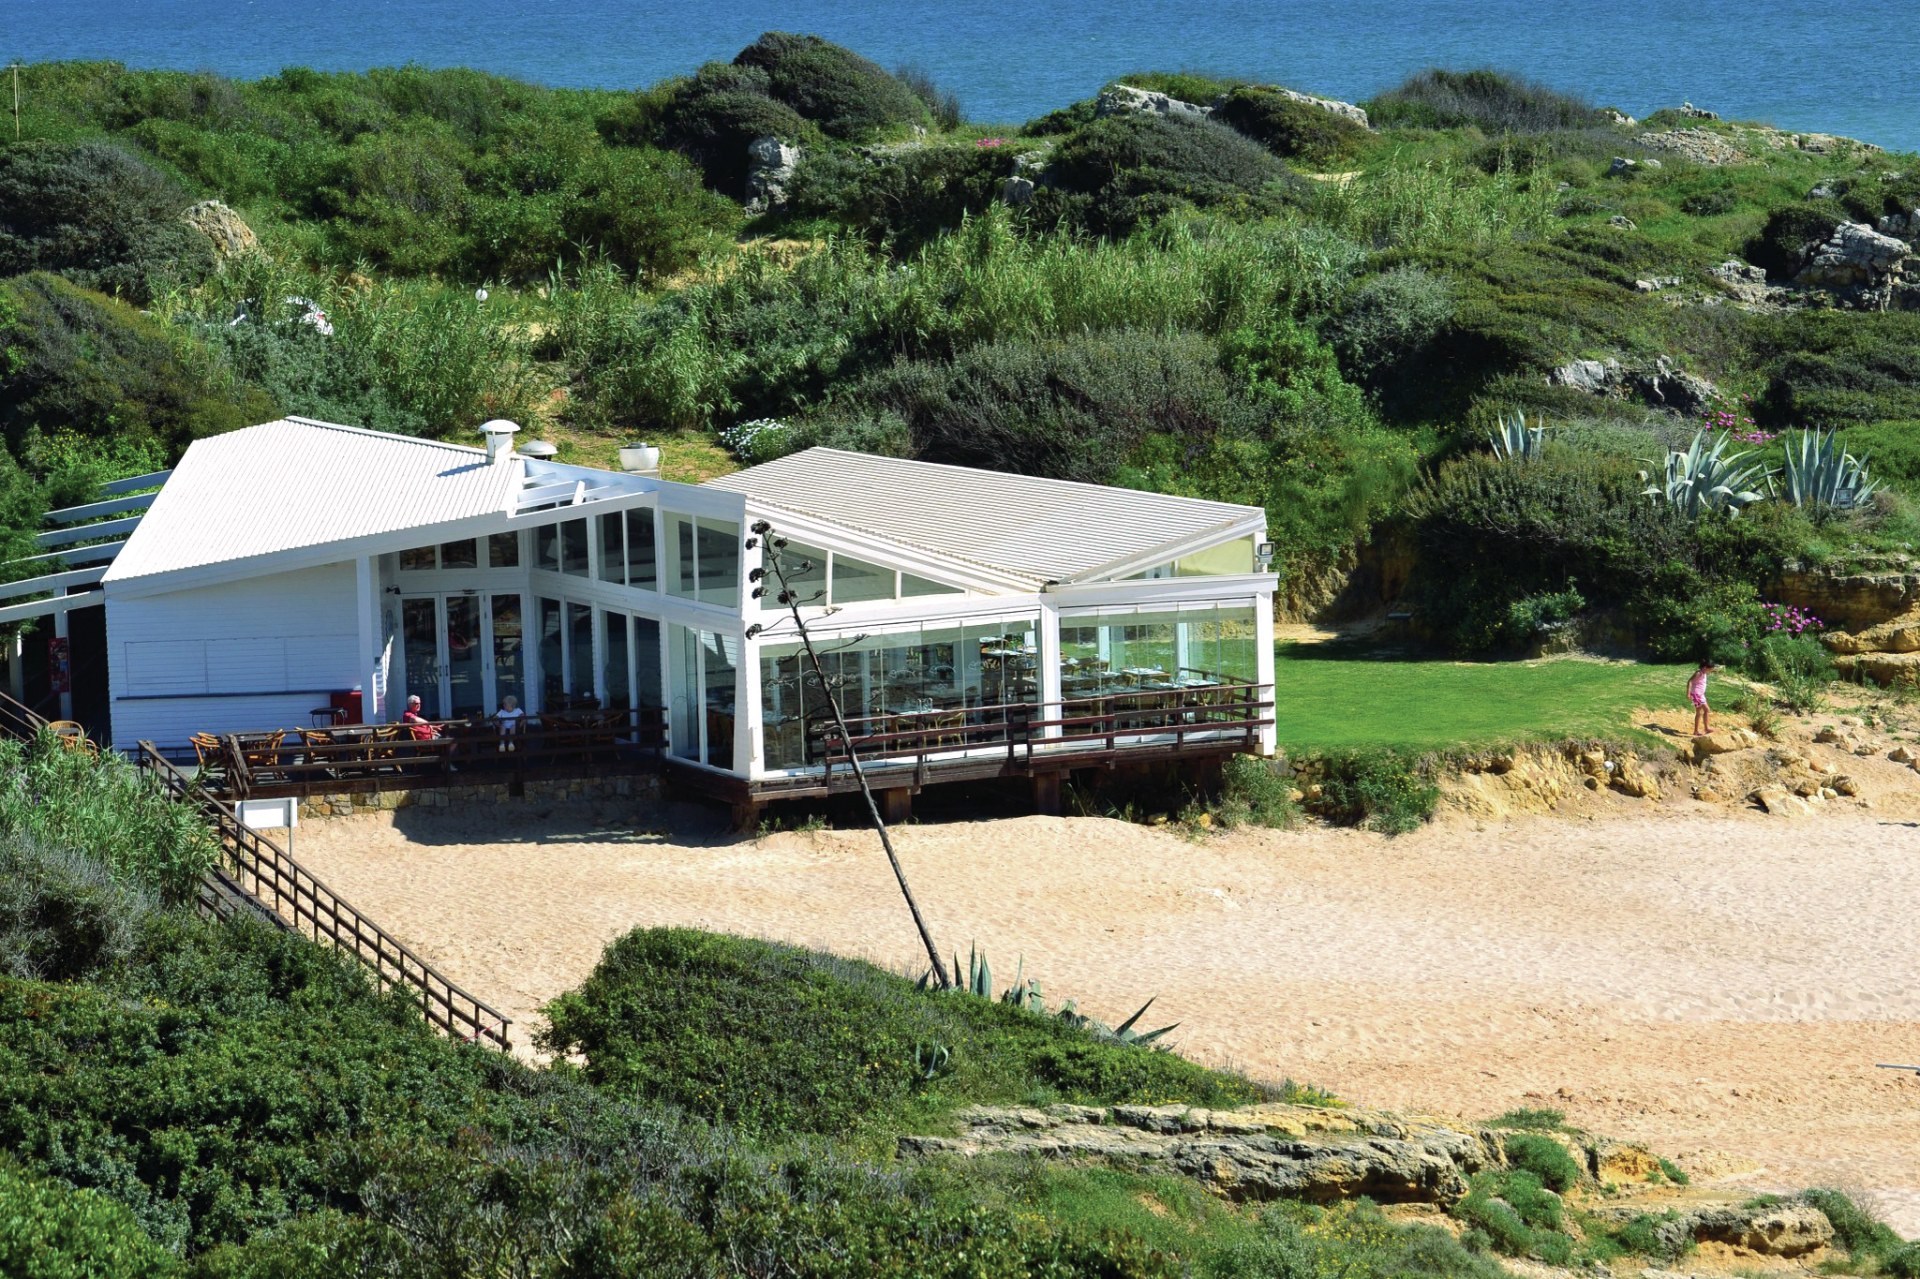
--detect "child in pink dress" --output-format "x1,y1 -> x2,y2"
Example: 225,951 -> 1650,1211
1688,661 -> 1718,736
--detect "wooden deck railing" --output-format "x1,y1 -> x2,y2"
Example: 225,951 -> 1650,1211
138,744 -> 514,1051
0,688 -> 49,739
799,681 -> 1273,783
196,707 -> 667,800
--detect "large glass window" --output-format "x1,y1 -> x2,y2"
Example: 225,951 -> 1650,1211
758,617 -> 1037,770
602,611 -> 631,710
633,617 -> 662,710
488,532 -> 520,568
670,625 -> 737,768
696,518 -> 740,608
1058,606 -> 1258,702
626,510 -> 657,590
400,546 -> 437,572
902,573 -> 962,598
761,539 -> 827,608
440,539 -> 478,570
567,602 -> 595,699
598,513 -> 625,584
561,519 -> 590,577
536,524 -> 560,573
538,597 -> 564,706
831,553 -> 892,605
668,515 -> 697,600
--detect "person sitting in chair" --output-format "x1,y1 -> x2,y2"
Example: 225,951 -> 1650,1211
401,695 -> 441,741
493,695 -> 525,750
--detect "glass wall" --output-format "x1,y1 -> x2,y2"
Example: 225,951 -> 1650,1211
759,617 -> 1038,770
538,597 -> 564,705
759,542 -> 963,609
602,612 -> 631,710
1057,605 -> 1259,700
670,625 -> 737,768
1124,537 -> 1258,580
561,519 -> 590,577
488,532 -> 520,568
567,602 -> 596,699
596,509 -> 659,590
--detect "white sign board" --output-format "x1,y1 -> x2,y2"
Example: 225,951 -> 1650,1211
236,797 -> 299,831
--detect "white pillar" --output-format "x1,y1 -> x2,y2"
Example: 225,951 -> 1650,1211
355,556 -> 381,722
6,631 -> 21,702
1255,592 -> 1277,756
1037,597 -> 1062,742
737,628 -> 761,777
53,599 -> 73,722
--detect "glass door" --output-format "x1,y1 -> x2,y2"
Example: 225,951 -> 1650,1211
401,597 -> 443,717
445,595 -> 486,718
487,594 -> 526,712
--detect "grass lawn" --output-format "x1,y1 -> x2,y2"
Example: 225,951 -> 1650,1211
1274,645 -> 1699,751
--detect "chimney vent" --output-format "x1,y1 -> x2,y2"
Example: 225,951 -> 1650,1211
479,419 -> 521,463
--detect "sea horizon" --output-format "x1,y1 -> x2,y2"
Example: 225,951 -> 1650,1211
5,0 -> 1918,153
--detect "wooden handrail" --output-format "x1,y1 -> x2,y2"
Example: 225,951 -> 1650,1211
139,744 -> 513,1052
0,689 -> 49,740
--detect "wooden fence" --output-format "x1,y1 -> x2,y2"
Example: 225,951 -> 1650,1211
138,744 -> 513,1050
804,681 -> 1274,784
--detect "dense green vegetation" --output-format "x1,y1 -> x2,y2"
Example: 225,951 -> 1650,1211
3,37 -> 1918,664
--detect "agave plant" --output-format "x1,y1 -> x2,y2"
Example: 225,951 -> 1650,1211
913,1041 -> 952,1080
1488,409 -> 1544,463
1056,996 -> 1180,1048
1642,431 -> 1774,517
1781,428 -> 1881,509
999,956 -> 1044,1013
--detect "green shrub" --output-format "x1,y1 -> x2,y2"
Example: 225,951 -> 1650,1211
0,272 -> 273,458
1885,1241 -> 1920,1279
1489,1107 -> 1566,1130
658,62 -> 819,197
733,32 -> 930,141
1212,87 -> 1372,167
1036,112 -> 1292,235
1501,1133 -> 1582,1192
0,834 -> 158,982
1681,189 -> 1737,217
1111,72 -> 1243,105
556,145 -> 738,281
0,1154 -> 176,1279
786,144 -> 1008,247
1326,265 -> 1455,391
1744,204 -> 1844,279
1366,69 -> 1604,133
1751,311 -> 1920,429
895,65 -> 963,131
0,733 -> 217,905
0,139 -> 213,303
1214,754 -> 1298,829
834,328 -> 1265,484
1837,422 -> 1920,493
538,928 -> 1272,1139
1801,1188 -> 1904,1262
1311,748 -> 1440,834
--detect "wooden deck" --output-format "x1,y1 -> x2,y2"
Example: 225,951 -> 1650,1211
179,684 -> 1273,820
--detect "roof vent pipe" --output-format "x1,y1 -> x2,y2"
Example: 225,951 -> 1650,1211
479,419 -> 521,463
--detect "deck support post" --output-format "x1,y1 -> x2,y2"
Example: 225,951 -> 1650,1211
354,556 -> 381,722
6,631 -> 21,702
730,799 -> 761,833
1031,772 -> 1062,817
53,601 -> 72,722
879,786 -> 912,825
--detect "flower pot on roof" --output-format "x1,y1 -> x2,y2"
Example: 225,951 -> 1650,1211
619,443 -> 660,474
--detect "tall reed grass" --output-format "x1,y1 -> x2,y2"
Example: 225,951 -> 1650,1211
0,734 -> 216,905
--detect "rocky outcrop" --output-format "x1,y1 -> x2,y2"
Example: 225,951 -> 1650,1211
1547,356 -> 1718,415
1639,129 -> 1743,166
1096,82 -> 1370,130
180,199 -> 259,260
1777,560 -> 1920,631
1097,84 -> 1212,122
1793,221 -> 1912,309
1597,1202 -> 1834,1258
744,136 -> 802,213
1261,86 -> 1370,130
1878,209 -> 1920,240
899,1102 -> 1498,1204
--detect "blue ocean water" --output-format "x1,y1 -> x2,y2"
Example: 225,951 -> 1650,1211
4,0 -> 1917,154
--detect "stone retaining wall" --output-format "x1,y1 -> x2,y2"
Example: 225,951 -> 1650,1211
297,773 -> 660,820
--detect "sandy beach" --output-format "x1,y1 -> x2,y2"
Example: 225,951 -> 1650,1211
297,803 -> 1920,1232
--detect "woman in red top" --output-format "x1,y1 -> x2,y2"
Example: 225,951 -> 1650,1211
402,695 -> 441,741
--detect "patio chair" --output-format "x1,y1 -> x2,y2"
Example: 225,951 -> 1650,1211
239,730 -> 288,781
190,732 -> 226,772
930,710 -> 967,750
47,721 -> 96,757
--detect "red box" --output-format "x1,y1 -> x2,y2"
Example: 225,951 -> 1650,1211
330,690 -> 363,725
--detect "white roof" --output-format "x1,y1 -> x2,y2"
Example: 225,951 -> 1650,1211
705,448 -> 1263,584
105,418 -> 522,584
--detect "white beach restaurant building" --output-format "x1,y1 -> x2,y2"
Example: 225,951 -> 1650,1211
32,417 -> 1277,797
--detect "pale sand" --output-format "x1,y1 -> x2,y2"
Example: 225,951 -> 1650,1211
297,805 -> 1920,1232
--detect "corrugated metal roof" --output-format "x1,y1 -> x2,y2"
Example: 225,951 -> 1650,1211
105,418 -> 521,583
705,448 -> 1262,583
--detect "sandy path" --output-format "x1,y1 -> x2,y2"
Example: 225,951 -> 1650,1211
298,805 -> 1920,1232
